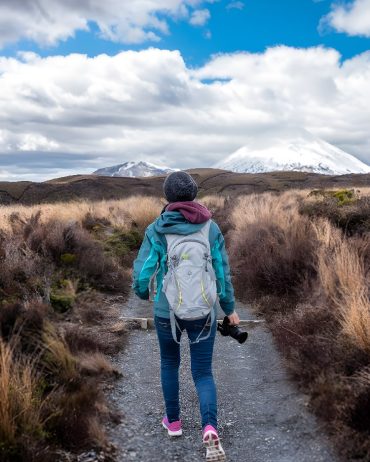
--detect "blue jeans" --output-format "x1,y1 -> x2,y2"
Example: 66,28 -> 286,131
154,312 -> 218,430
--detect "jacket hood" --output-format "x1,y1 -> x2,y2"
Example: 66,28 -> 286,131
154,211 -> 207,235
166,201 -> 212,224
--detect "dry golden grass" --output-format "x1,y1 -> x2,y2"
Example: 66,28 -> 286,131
229,190 -> 318,299
78,352 -> 116,377
200,195 -> 226,210
0,195 -> 159,459
231,190 -> 303,231
0,195 -> 164,232
231,190 -> 308,252
355,366 -> 370,388
42,322 -> 78,382
0,339 -> 45,447
224,187 -> 370,459
356,187 -> 370,198
231,190 -> 370,352
313,220 -> 370,352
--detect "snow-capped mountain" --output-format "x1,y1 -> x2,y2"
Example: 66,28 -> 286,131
93,161 -> 177,178
215,130 -> 370,175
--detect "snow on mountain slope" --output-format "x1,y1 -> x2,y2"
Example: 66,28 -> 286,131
93,161 -> 177,178
215,130 -> 370,175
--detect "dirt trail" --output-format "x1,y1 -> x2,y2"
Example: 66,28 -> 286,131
106,293 -> 337,462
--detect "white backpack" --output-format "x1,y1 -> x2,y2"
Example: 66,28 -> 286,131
162,220 -> 217,344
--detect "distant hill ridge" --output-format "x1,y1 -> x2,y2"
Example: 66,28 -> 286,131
1,168 -> 370,205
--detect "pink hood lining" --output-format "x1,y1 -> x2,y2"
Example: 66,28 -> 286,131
166,201 -> 212,224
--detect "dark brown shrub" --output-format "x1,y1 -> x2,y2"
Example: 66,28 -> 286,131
0,301 -> 49,356
0,302 -> 23,340
64,325 -> 102,354
268,301 -> 340,381
350,386 -> 370,434
300,195 -> 370,236
47,380 -> 107,449
81,212 -> 111,231
230,217 -> 318,300
74,291 -> 106,324
0,233 -> 46,301
23,216 -> 130,293
25,216 -> 66,261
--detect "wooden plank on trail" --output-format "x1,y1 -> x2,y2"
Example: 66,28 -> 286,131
120,316 -> 264,330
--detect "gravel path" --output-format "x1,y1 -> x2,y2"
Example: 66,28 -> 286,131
107,293 -> 337,462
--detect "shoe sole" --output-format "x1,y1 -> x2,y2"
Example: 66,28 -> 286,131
203,431 -> 226,461
162,421 -> 183,437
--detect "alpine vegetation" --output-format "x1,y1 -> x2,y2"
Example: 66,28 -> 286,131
226,188 -> 370,461
0,196 -> 163,461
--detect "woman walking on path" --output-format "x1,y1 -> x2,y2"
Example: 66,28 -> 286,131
132,171 -> 239,461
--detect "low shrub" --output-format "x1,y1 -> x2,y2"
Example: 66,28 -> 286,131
313,220 -> 370,353
0,198 -> 136,461
201,195 -> 232,236
229,192 -> 318,301
50,279 -> 77,313
300,190 -> 370,236
60,253 -> 77,265
0,340 -> 47,462
102,228 -> 143,269
228,189 -> 370,461
46,380 -> 107,450
0,300 -> 115,461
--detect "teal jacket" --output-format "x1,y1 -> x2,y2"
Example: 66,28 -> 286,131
132,211 -> 235,319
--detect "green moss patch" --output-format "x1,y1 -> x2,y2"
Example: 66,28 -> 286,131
301,190 -> 370,235
60,253 -> 77,265
103,229 -> 143,258
50,279 -> 77,313
308,188 -> 357,206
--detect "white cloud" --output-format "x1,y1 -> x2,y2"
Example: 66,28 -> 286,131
18,134 -> 59,152
189,9 -> 211,26
1,46 -> 370,180
320,0 -> 370,37
226,1 -> 245,11
0,0 -> 212,48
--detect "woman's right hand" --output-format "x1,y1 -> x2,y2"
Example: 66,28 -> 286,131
227,311 -> 240,326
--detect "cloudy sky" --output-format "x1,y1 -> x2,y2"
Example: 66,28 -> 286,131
1,0 -> 370,181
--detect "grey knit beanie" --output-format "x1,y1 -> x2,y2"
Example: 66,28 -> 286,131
163,171 -> 198,202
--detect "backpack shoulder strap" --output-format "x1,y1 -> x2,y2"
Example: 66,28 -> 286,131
165,219 -> 212,246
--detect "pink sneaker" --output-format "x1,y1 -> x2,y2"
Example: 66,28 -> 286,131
162,416 -> 183,437
202,425 -> 226,461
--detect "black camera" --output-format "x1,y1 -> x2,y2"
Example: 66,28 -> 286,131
217,316 -> 248,344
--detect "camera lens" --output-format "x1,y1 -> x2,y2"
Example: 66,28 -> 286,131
217,317 -> 248,344
236,331 -> 248,344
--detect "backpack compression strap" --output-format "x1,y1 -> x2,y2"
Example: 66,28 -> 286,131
169,307 -> 215,345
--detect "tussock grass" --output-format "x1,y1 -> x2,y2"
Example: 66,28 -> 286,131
4,187 -> 370,460
314,220 -> 370,353
0,196 -> 156,459
0,340 -> 45,451
78,352 -> 117,377
200,195 -> 226,210
300,187 -> 370,236
0,299 -> 115,460
229,191 -> 317,300
0,196 -> 163,233
227,188 -> 370,460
